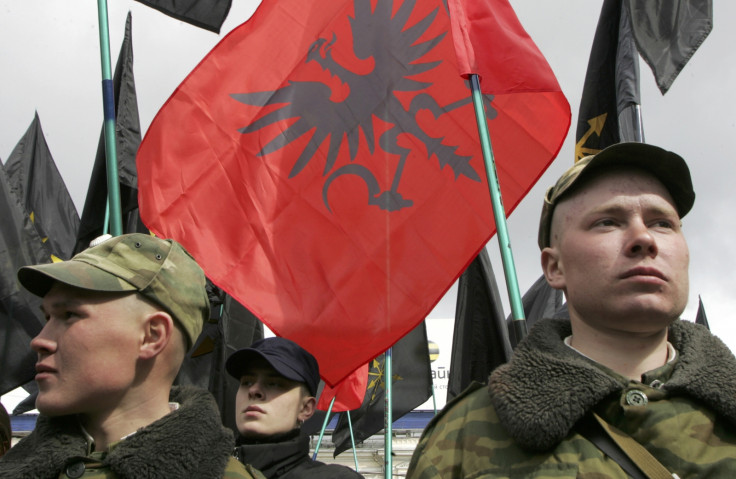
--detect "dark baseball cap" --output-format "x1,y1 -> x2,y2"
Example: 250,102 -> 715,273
226,337 -> 320,396
17,233 -> 209,348
538,142 -> 695,249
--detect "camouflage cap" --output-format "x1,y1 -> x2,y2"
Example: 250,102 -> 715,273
538,142 -> 695,249
17,233 -> 209,348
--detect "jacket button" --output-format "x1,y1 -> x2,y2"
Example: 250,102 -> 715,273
625,389 -> 648,406
65,461 -> 86,478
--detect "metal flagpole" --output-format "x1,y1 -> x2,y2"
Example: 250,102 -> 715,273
96,0 -> 123,236
384,347 -> 393,479
469,74 -> 527,341
346,411 -> 360,472
312,397 -> 335,459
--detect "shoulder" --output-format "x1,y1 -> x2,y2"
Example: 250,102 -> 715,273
406,383 -> 502,478
224,456 -> 264,479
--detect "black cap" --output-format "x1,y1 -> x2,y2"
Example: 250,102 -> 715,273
226,337 -> 320,396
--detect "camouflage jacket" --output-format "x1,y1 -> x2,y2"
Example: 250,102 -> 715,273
407,318 -> 736,478
0,386 -> 254,479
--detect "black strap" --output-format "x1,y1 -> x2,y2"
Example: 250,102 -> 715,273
576,414 -> 647,479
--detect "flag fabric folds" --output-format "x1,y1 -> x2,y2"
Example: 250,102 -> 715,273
316,365 -> 368,413
627,0 -> 712,95
447,247 -> 511,401
75,12 -> 146,253
575,0 -> 641,161
133,0 -> 232,34
137,0 -> 570,385
331,321 -> 432,457
4,113 -> 79,260
0,165 -> 53,395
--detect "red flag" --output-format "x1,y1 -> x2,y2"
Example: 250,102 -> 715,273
137,0 -> 570,385
316,364 -> 368,412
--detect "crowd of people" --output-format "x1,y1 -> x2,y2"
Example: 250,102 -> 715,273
1,143 -> 735,478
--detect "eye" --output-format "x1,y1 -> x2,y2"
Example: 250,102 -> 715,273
593,218 -> 618,228
652,219 -> 674,229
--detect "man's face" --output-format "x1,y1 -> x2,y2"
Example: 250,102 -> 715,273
543,169 -> 689,333
32,283 -> 143,417
235,357 -> 311,438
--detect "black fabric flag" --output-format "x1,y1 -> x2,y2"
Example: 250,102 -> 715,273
4,113 -> 79,260
575,0 -> 641,161
627,0 -> 712,95
695,296 -> 710,330
331,321 -> 432,457
506,274 -> 564,349
0,164 -> 53,395
447,248 -> 512,401
176,283 -> 264,434
75,12 -> 146,253
134,0 -> 232,34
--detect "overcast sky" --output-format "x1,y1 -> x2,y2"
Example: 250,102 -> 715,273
1,1 -> 735,407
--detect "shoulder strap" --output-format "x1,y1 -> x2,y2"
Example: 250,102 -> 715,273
577,413 -> 678,479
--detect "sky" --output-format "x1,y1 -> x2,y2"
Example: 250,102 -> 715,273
1,1 -> 735,410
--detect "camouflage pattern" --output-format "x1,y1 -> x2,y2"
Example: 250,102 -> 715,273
17,233 -> 209,347
406,319 -> 736,479
537,142 -> 694,248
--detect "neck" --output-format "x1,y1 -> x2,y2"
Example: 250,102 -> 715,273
81,388 -> 173,451
568,316 -> 670,381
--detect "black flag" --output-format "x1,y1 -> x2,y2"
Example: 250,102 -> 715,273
447,248 -> 512,401
176,283 -> 264,434
331,321 -> 432,457
4,113 -> 79,260
628,0 -> 712,94
0,164 -> 52,395
575,0 -> 642,161
75,12 -> 146,253
134,0 -> 232,33
695,296 -> 710,330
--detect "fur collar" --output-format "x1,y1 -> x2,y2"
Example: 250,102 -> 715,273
0,386 -> 235,479
489,318 -> 736,451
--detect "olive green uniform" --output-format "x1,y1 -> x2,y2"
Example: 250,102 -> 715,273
407,318 -> 736,478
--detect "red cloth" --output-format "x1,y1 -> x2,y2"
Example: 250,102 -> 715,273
137,0 -> 569,385
316,364 -> 368,412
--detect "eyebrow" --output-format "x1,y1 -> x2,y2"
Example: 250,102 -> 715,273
40,298 -> 83,315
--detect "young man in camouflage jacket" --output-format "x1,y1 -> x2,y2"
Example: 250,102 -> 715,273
0,234 -> 255,479
407,143 -> 736,478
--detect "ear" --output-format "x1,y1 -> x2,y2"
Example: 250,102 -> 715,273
139,311 -> 175,360
297,396 -> 317,422
541,246 -> 566,291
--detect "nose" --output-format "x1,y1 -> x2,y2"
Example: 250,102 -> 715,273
30,323 -> 57,356
248,380 -> 265,400
626,220 -> 658,258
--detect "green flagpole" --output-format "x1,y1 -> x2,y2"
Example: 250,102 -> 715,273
96,0 -> 123,236
384,347 -> 393,479
346,411 -> 359,472
469,74 -> 527,341
312,396 -> 335,459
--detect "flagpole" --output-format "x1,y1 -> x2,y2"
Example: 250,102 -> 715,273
469,74 -> 527,341
312,396 -> 335,460
96,0 -> 123,236
384,347 -> 393,479
346,411 -> 360,472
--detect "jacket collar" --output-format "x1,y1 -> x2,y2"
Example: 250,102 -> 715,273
489,318 -> 736,450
